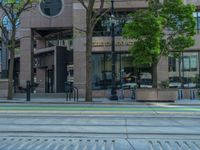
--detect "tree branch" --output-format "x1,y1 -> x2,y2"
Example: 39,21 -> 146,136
77,0 -> 88,11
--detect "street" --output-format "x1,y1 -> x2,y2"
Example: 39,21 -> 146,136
0,103 -> 200,149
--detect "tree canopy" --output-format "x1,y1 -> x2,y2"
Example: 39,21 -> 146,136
123,0 -> 196,66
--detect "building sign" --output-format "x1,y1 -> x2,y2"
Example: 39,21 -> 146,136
92,39 -> 134,47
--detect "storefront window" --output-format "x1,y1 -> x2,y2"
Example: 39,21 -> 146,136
92,53 -> 152,90
92,54 -> 104,89
169,52 -> 200,88
169,56 -> 176,72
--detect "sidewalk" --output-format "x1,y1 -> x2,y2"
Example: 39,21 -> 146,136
0,97 -> 200,105
0,97 -> 139,104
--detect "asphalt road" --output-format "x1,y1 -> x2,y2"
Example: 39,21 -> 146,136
0,103 -> 200,149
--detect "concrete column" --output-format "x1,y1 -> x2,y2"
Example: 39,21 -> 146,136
157,56 -> 169,85
20,29 -> 34,87
73,2 -> 86,97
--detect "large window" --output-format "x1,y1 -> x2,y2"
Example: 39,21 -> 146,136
182,54 -> 197,71
193,11 -> 200,33
169,56 -> 176,72
2,16 -> 19,31
40,0 -> 62,16
169,52 -> 200,88
93,12 -> 131,36
92,53 -> 152,90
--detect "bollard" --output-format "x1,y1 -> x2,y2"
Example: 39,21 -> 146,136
131,87 -> 136,100
26,81 -> 31,101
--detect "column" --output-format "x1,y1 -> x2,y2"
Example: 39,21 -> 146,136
20,29 -> 34,87
73,2 -> 87,97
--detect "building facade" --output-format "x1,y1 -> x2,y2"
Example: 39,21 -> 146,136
0,0 -> 200,98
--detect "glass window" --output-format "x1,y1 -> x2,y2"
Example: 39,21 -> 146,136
168,56 -> 176,72
93,12 -> 131,36
40,0 -> 62,16
190,55 -> 197,71
193,11 -> 200,33
92,54 -> 104,89
169,52 -> 199,88
183,56 -> 190,71
92,52 -> 152,90
2,16 -> 19,31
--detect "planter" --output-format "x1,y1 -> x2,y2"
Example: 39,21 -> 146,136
0,79 -> 9,98
136,88 -> 178,102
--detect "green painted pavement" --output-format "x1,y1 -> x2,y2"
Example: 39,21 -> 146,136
0,105 -> 200,112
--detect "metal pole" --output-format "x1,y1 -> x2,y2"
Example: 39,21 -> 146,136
181,52 -> 184,88
26,80 -> 31,101
109,0 -> 118,100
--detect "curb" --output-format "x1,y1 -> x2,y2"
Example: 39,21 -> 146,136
0,99 -> 200,106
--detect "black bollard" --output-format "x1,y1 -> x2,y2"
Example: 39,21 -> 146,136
26,81 -> 31,101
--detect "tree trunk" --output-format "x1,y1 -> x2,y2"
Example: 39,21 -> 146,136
7,30 -> 16,100
85,12 -> 93,102
152,62 -> 158,88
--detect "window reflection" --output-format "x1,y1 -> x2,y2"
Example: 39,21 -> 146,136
2,15 -> 19,31
169,52 -> 200,88
193,11 -> 200,33
92,53 -> 152,90
40,0 -> 62,16
93,12 -> 131,36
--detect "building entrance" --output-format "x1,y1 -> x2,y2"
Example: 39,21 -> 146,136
45,69 -> 54,93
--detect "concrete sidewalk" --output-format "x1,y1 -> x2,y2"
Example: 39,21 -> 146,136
0,97 -> 136,104
0,97 -> 200,106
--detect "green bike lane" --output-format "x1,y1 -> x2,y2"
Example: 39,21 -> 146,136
0,104 -> 200,115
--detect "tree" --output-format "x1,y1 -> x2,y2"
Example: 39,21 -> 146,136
123,0 -> 196,88
0,0 -> 38,99
77,0 -> 105,101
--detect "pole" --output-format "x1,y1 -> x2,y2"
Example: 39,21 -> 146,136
181,52 -> 184,88
26,80 -> 31,101
110,0 -> 118,100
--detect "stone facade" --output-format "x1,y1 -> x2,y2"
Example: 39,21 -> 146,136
0,0 -> 200,99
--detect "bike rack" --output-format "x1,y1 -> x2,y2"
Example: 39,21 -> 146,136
65,82 -> 79,102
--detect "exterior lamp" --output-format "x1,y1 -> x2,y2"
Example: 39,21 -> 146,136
109,0 -> 118,100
